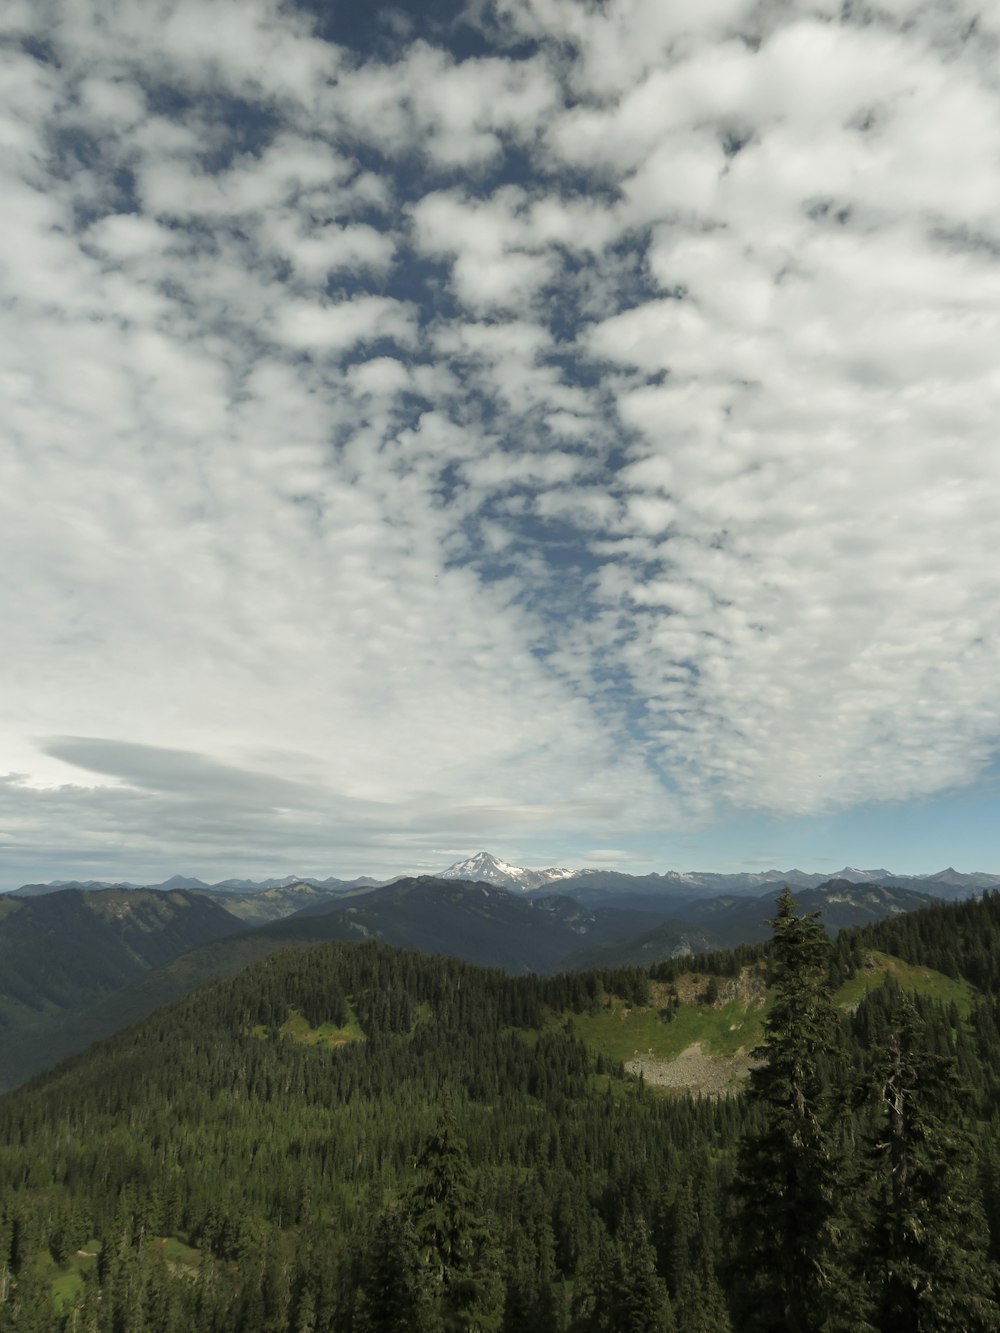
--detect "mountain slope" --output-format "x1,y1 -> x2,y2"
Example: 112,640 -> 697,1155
194,881 -> 350,923
0,888 -> 242,1028
562,880 -> 938,969
283,877 -> 670,972
0,889 -> 246,1091
0,876 -> 944,1093
0,877 -> 670,1091
1,891 -> 998,1330
438,851 -> 574,891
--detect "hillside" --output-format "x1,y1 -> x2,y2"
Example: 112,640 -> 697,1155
195,881 -> 349,924
564,880 -> 937,969
2,891 -> 1000,1328
0,877 -> 945,1093
0,888 -> 242,1032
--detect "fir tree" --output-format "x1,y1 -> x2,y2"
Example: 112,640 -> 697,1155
356,1202 -> 430,1333
577,1216 -> 674,1333
731,887 -> 852,1332
407,1107 -> 504,1333
868,988 -> 1000,1332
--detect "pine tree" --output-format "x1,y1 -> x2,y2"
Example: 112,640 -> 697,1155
731,887 -> 852,1332
407,1107 -> 504,1333
614,1214 -> 676,1333
356,1202 -> 430,1333
577,1216 -> 674,1333
667,1176 -> 731,1333
868,988 -> 1000,1332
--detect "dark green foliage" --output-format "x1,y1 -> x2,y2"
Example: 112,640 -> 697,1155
0,888 -> 241,1031
844,889 -> 1000,991
731,888 -> 856,1332
0,940 -> 713,1332
575,1214 -> 675,1333
5,891 -> 1000,1330
665,1165 -> 731,1333
355,1203 -> 427,1332
405,1108 -> 503,1331
864,986 -> 999,1332
651,940 -> 768,984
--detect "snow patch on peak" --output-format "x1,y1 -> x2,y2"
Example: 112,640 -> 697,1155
438,851 -> 576,892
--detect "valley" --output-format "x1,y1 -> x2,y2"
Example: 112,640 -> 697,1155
0,857 -> 963,1093
2,889 -> 1000,1329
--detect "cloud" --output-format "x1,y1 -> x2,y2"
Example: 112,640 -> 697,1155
2,0 -> 999,881
41,737 -> 321,809
273,295 -> 418,354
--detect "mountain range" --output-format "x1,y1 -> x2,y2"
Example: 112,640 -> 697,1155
0,865 -> 954,1093
6,851 -> 999,900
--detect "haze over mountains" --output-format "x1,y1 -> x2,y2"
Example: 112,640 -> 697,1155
0,849 -> 991,1094
6,850 -> 998,901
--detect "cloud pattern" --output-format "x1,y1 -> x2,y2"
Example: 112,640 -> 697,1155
1,0 -> 999,877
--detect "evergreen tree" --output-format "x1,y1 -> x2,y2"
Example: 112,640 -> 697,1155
613,1214 -> 676,1333
667,1175 -> 731,1333
356,1202 -> 430,1333
731,887 -> 852,1332
576,1216 -> 674,1333
868,988 -> 1000,1332
407,1107 -> 504,1333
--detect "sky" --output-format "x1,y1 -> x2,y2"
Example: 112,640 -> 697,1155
2,0 -> 1000,886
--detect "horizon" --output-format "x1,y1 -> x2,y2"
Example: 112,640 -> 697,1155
5,850 -> 998,894
3,0 -> 999,885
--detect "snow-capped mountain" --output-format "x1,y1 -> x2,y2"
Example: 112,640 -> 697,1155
438,852 -> 574,892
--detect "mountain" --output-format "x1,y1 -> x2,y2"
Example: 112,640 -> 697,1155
2,890 -> 999,1329
544,865 -> 1000,907
0,873 -> 943,1093
197,881 -> 353,923
0,877 -> 671,1091
156,874 -> 211,890
563,879 -> 939,969
283,876 -> 671,972
438,851 -> 575,891
0,937 -> 707,1326
6,872 -> 384,899
896,867 -> 1000,898
7,858 -> 998,902
0,888 -> 243,1044
8,879 -> 142,897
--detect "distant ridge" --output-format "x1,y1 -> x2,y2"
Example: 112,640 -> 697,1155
7,873 -> 383,898
5,856 -> 999,901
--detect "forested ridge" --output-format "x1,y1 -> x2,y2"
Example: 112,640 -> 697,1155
0,890 -> 242,1030
3,893 -> 1000,1330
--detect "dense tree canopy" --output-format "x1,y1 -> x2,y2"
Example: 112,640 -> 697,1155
2,895 -> 1000,1329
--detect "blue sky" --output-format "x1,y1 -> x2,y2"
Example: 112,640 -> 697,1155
2,0 -> 999,885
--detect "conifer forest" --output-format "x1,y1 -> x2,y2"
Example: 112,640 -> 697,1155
4,889 -> 1000,1331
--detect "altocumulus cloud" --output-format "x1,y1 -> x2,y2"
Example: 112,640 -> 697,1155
1,0 -> 999,880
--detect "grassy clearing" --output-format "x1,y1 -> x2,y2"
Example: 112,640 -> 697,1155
32,1244 -> 100,1312
833,951 -> 975,1015
151,1236 -> 202,1270
50,1269 -> 84,1311
565,951 -> 971,1084
279,1006 -> 365,1048
251,1004 -> 365,1047
40,1235 -> 204,1311
561,987 -> 766,1067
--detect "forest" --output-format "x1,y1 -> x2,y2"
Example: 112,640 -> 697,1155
3,888 -> 1000,1330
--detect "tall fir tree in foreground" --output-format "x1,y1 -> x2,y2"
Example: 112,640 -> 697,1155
731,886 -> 853,1332
406,1105 -> 504,1333
866,985 -> 1000,1332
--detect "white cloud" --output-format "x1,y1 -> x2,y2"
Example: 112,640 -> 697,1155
1,0 -> 999,881
333,42 -> 559,167
273,296 -> 418,354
